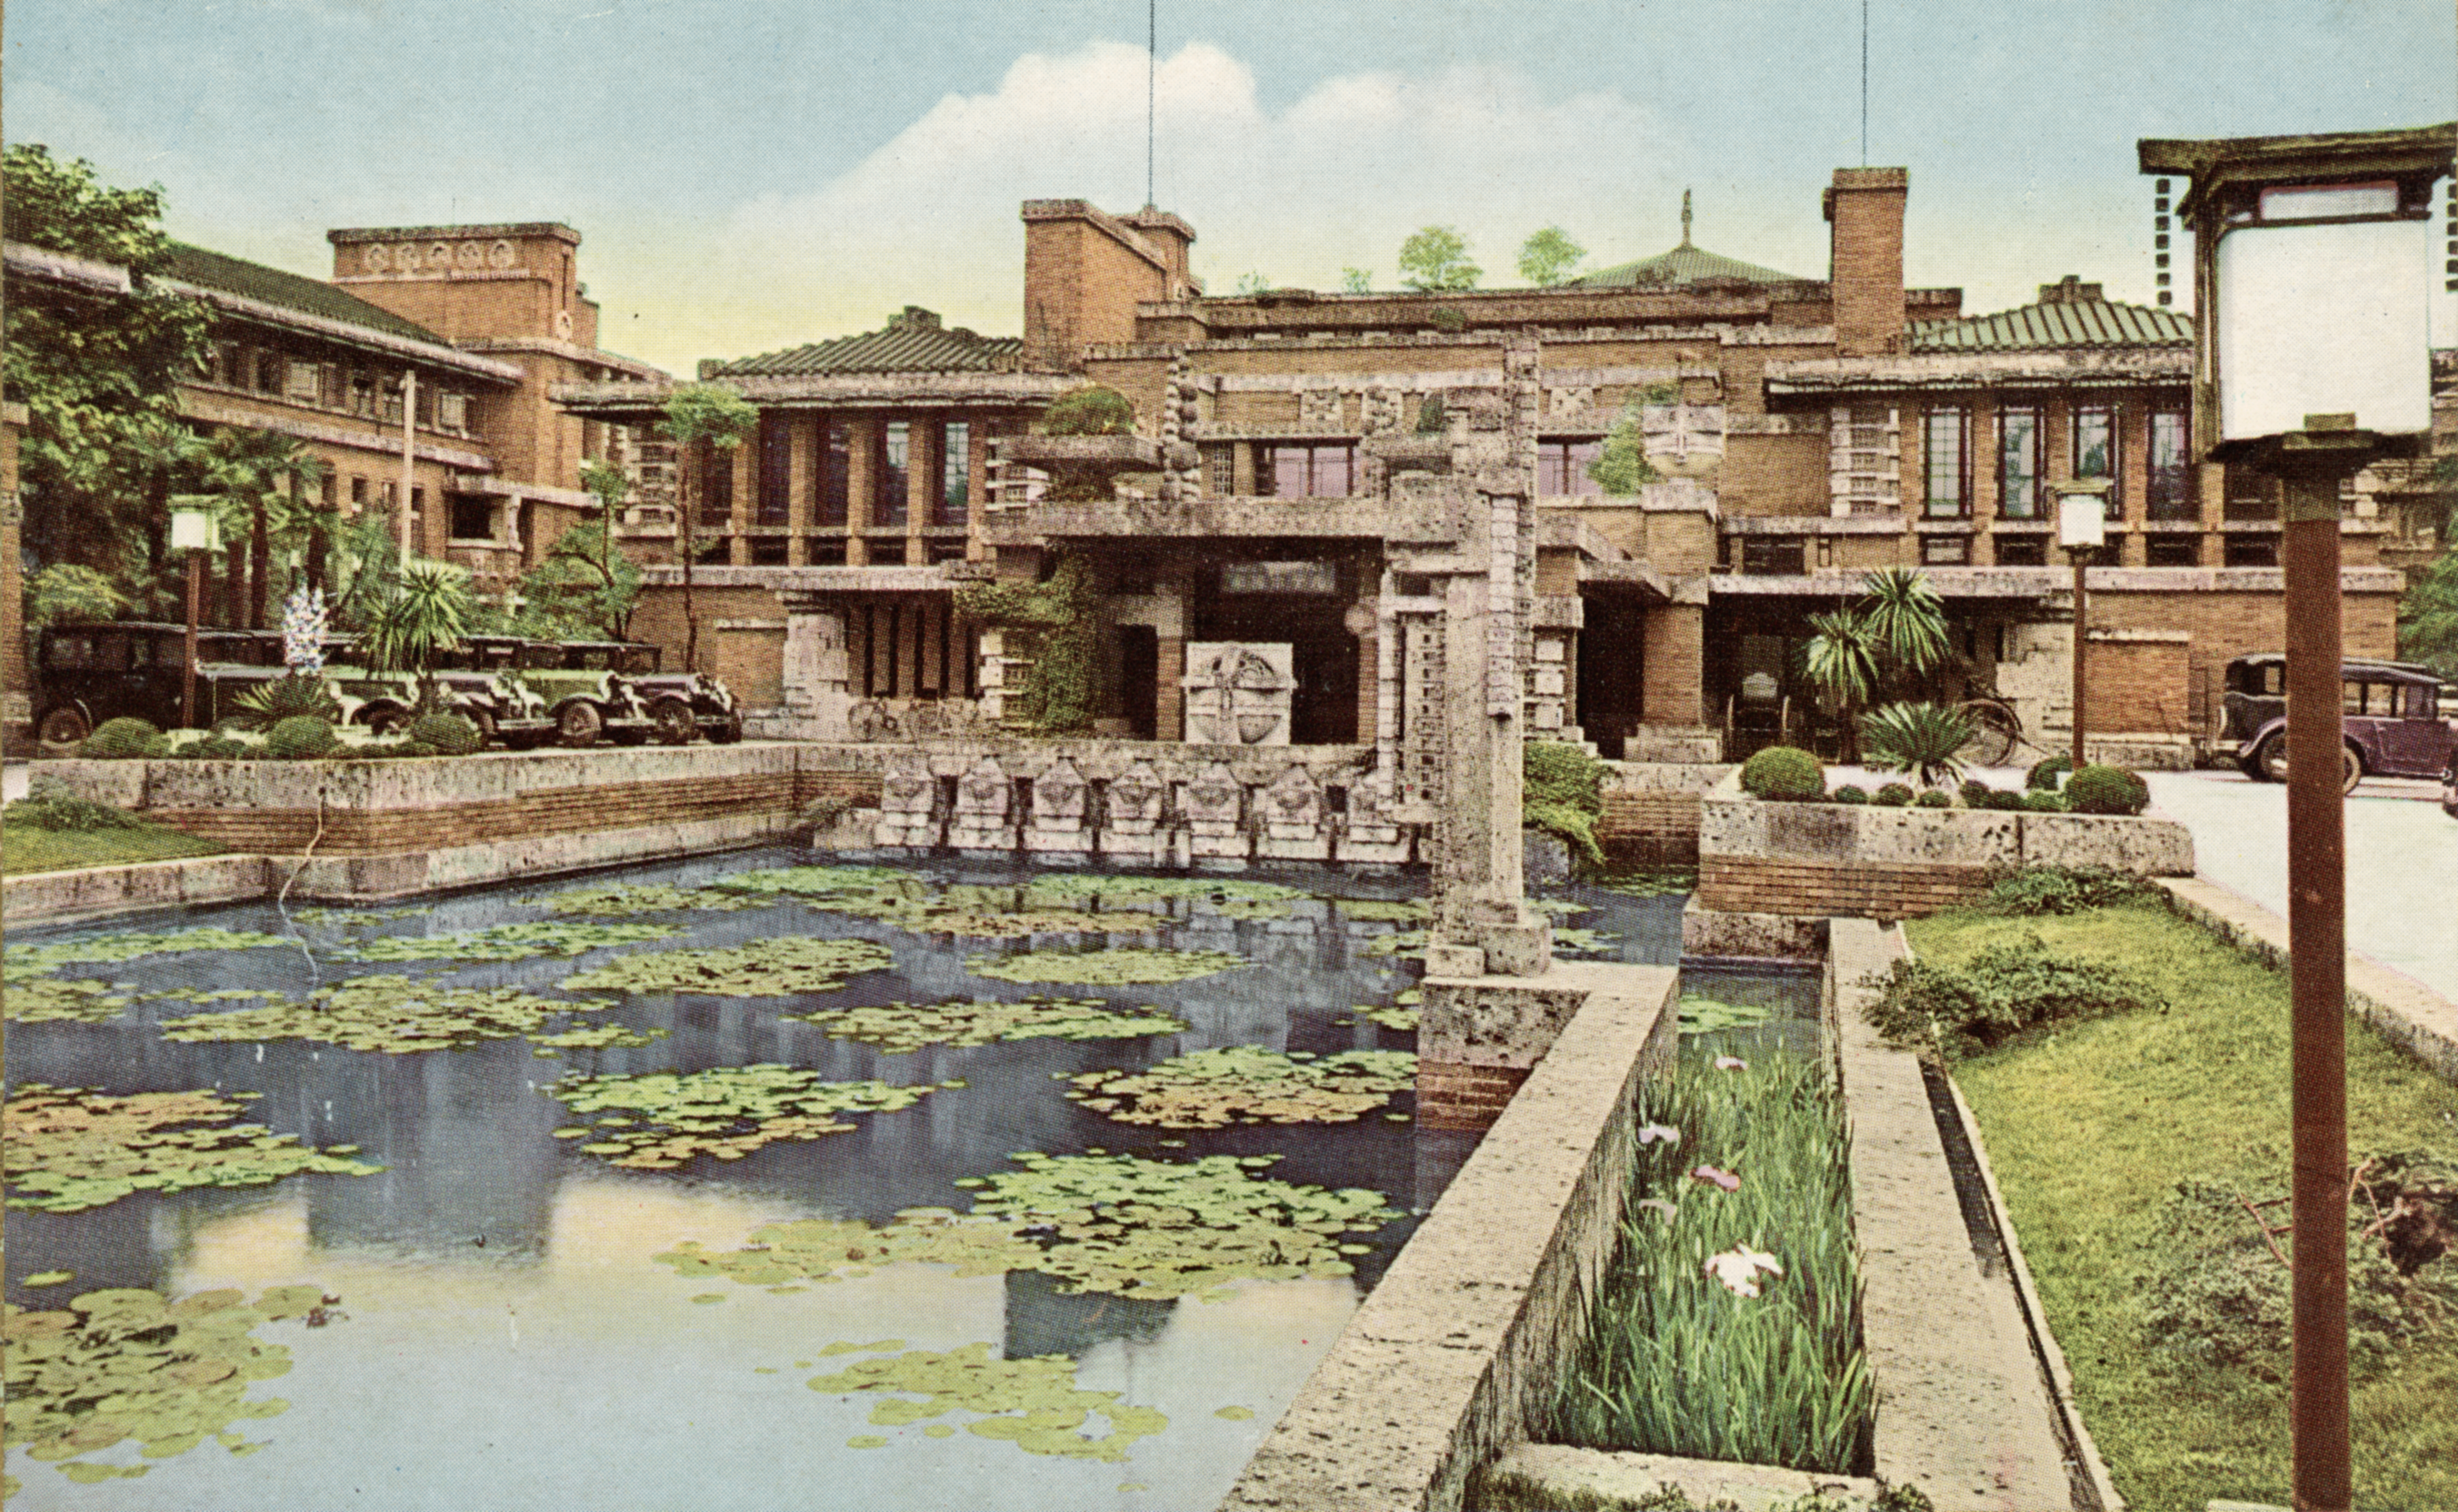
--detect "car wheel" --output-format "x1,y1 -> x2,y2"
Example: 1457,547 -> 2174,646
2254,732 -> 2289,783
2340,744 -> 2363,796
36,706 -> 92,751
709,711 -> 744,745
556,702 -> 603,748
649,698 -> 696,745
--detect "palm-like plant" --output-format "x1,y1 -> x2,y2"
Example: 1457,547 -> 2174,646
1797,569 -> 1954,760
1859,700 -> 1976,789
1856,566 -> 1949,678
361,560 -> 472,712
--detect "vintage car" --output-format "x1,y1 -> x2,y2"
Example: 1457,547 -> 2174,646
503,639 -> 659,747
33,622 -> 288,748
2220,652 -> 2456,794
509,640 -> 741,746
312,638 -> 555,749
593,642 -> 744,746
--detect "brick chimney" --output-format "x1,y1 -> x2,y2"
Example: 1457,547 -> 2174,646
1824,168 -> 1908,357
328,222 -> 595,347
1020,200 -> 1193,373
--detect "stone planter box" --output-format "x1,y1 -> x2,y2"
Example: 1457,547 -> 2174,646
1695,769 -> 2193,922
998,433 -> 1164,469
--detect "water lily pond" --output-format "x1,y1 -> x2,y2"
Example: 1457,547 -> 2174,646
3,846 -> 1750,1511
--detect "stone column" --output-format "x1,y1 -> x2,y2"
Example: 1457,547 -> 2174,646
777,591 -> 852,741
845,417 -> 876,567
1640,603 -> 1706,726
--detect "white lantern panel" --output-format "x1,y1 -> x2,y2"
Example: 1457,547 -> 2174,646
2215,217 -> 2432,441
2058,494 -> 2106,549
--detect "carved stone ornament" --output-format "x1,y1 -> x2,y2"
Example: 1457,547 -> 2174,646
1298,389 -> 1343,431
1108,762 -> 1165,823
1034,759 -> 1088,820
1183,763 -> 1243,824
1182,643 -> 1294,746
955,756 -> 1010,816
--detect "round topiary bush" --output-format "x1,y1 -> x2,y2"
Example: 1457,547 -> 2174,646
1914,789 -> 1952,809
2022,789 -> 2067,813
1985,789 -> 2028,812
1872,783 -> 1914,807
264,715 -> 340,760
1832,785 -> 1869,805
189,735 -> 252,760
1739,745 -> 1825,803
2065,764 -> 2150,816
79,717 -> 161,759
396,740 -> 438,759
407,712 -> 484,756
2027,754 -> 2074,791
1959,779 -> 1996,807
1038,385 -> 1135,437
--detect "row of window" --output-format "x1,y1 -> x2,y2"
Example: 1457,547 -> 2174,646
203,341 -> 474,434
1922,405 -> 2192,521
1740,532 -> 2276,573
1205,439 -> 1608,500
711,418 -> 976,532
687,537 -> 975,567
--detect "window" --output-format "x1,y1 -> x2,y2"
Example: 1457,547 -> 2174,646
700,439 -> 733,527
2073,404 -> 2116,507
1203,443 -> 1235,497
2145,535 -> 2199,566
1998,407 -> 2040,519
1740,537 -> 1806,575
449,496 -> 494,541
877,421 -> 910,527
2147,410 -> 2192,520
415,383 -> 437,429
2224,534 -> 2279,567
349,476 -> 369,509
437,391 -> 469,432
869,539 -> 908,566
254,350 -> 284,395
1264,443 -> 1354,498
756,416 -> 791,526
806,539 -> 847,566
749,537 -> 789,566
1923,408 -> 1970,518
1994,535 -> 2048,566
938,420 -> 970,526
1538,439 -> 1604,496
1920,533 -> 1971,566
349,372 -> 377,418
817,420 -> 850,527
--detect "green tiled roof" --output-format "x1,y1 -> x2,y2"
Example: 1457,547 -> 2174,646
1569,242 -> 1803,289
1910,285 -> 2191,353
714,307 -> 1020,377
168,242 -> 444,345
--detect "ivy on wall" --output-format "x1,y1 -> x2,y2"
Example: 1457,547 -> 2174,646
953,554 -> 1105,733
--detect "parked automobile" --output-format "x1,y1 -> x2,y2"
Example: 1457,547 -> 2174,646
593,642 -> 744,746
33,622 -> 287,749
313,637 -> 553,749
2444,760 -> 2458,821
2220,652 -> 2456,794
505,639 -> 658,748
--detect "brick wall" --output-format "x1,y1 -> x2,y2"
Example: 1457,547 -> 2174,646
1597,788 -> 1702,865
1022,204 -> 1175,372
1827,167 -> 1908,357
1699,854 -> 1995,917
2084,632 -> 2189,735
1414,1062 -> 1530,1131
1641,605 -> 1704,725
1721,431 -> 1830,516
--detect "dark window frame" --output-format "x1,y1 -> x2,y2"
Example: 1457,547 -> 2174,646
1923,406 -> 1971,518
1998,405 -> 2040,520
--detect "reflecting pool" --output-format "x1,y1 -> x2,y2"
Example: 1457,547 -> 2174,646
4,849 -> 1711,1510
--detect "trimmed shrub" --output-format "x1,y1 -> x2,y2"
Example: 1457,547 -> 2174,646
1861,934 -> 2164,1058
1983,789 -> 2026,811
2026,754 -> 2074,791
1832,785 -> 1869,805
1872,783 -> 1914,807
186,736 -> 253,761
226,671 -> 342,730
79,717 -> 161,759
264,715 -> 341,760
138,732 -> 174,759
1739,745 -> 1825,803
4,791 -> 148,832
396,740 -> 439,759
1038,385 -> 1134,437
1524,740 -> 1608,863
1914,789 -> 1952,809
1981,866 -> 2157,916
408,711 -> 484,756
2021,789 -> 2067,813
1959,779 -> 1996,807
2065,764 -> 2149,816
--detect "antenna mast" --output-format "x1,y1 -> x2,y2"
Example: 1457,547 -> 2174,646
1147,0 -> 1158,207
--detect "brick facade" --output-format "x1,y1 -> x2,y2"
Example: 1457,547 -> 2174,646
1698,854 -> 1997,918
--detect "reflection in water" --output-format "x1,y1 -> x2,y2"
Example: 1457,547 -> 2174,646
4,849 -> 1720,1509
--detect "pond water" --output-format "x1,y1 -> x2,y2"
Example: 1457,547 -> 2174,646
4,848 -> 1742,1512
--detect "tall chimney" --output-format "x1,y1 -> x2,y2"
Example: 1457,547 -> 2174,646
1824,167 -> 1908,357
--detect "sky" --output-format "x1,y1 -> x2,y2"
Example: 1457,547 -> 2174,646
8,0 -> 2457,377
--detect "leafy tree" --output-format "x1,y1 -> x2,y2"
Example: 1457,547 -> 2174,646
1233,271 -> 1274,295
658,382 -> 759,672
2399,539 -> 2458,679
1397,225 -> 1480,291
27,565 -> 130,629
199,427 -> 331,628
1339,267 -> 1372,294
514,520 -> 641,640
1517,226 -> 1586,287
1586,404 -> 1664,495
2,145 -> 212,588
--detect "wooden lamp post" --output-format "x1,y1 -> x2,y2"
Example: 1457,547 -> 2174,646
2139,123 -> 2448,1512
2057,478 -> 2111,770
168,495 -> 222,730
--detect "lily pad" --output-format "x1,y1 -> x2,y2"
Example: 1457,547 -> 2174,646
6,1084 -> 381,1213
3,1284 -> 318,1482
161,975 -> 614,1054
708,864 -> 916,898
1549,927 -> 1620,957
1360,1003 -> 1419,1033
805,1342 -> 1168,1463
785,996 -> 1185,1054
527,1023 -> 671,1051
526,883 -> 771,917
560,936 -> 895,998
3,978 -> 133,1025
5,927 -> 290,983
1677,994 -> 1777,1033
337,920 -> 679,962
1066,1047 -> 1416,1128
966,947 -> 1248,987
547,1065 -> 937,1169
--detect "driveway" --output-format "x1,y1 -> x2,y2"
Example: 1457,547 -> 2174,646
2144,768 -> 2458,1005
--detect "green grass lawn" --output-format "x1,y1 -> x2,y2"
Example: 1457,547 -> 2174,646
2,819 -> 227,875
1909,902 -> 2458,1512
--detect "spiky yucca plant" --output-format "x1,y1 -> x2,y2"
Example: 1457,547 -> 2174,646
1859,700 -> 1975,790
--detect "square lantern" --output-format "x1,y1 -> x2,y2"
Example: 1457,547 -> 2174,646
2057,479 -> 2110,551
167,496 -> 222,553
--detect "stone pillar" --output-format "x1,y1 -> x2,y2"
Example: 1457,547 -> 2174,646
947,755 -> 1019,855
776,592 -> 852,741
1025,756 -> 1094,858
1097,759 -> 1170,864
845,416 -> 876,567
787,413 -> 814,565
1640,603 -> 1705,726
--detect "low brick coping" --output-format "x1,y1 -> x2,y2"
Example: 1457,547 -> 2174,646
1218,961 -> 1679,1511
2159,875 -> 2458,1087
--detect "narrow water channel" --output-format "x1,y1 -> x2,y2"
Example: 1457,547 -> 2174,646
6,850 -> 1723,1512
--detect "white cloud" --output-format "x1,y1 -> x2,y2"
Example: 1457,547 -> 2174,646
613,39 -> 1690,371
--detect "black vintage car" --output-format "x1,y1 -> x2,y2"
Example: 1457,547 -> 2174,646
32,621 -> 288,749
2220,652 -> 2457,793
